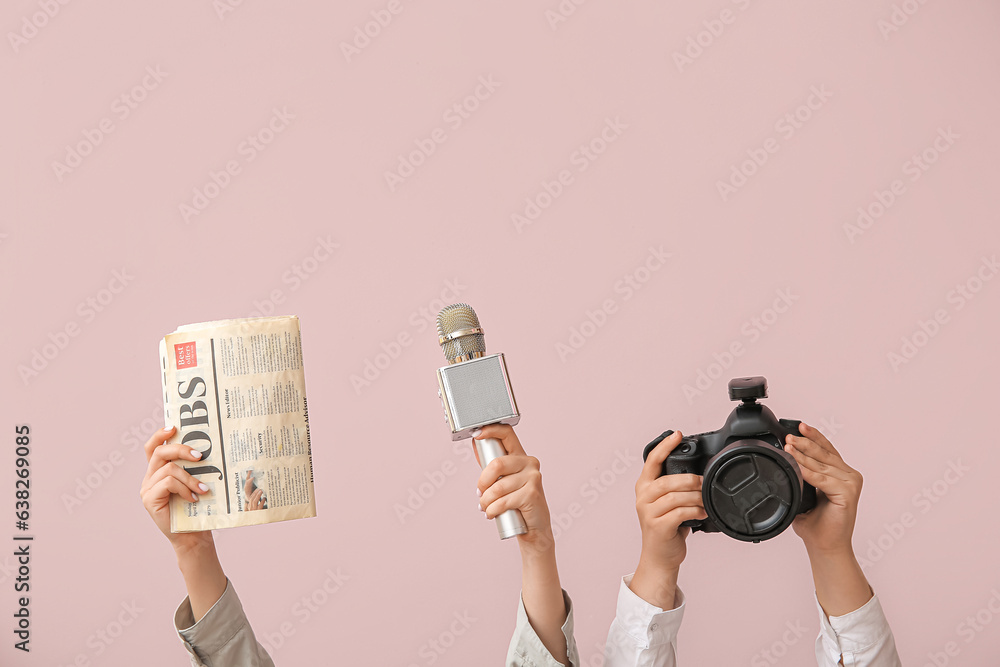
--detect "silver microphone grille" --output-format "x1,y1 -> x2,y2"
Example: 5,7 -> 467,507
437,303 -> 486,364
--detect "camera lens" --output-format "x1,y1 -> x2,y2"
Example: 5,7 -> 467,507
701,439 -> 803,542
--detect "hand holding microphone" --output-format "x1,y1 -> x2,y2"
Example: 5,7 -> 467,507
474,423 -> 556,553
435,303 -> 528,539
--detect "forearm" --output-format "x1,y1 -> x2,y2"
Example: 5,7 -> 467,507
519,531 -> 569,665
807,546 -> 872,617
628,552 -> 680,611
175,537 -> 228,622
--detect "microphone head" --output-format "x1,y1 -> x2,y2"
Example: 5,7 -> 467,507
437,303 -> 486,364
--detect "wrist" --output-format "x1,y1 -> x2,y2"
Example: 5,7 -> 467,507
631,556 -> 680,610
804,541 -> 857,565
518,526 -> 557,561
173,534 -> 218,572
635,553 -> 680,584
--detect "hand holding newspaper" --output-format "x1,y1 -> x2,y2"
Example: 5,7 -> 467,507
159,316 -> 316,532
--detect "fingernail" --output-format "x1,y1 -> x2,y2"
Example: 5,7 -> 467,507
163,426 -> 174,432
192,493 -> 199,502
475,488 -> 481,497
470,428 -> 482,438
190,450 -> 202,459
198,483 -> 209,492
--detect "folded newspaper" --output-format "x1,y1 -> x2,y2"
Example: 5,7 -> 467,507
159,316 -> 316,532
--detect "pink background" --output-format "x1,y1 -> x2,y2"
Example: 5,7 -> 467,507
3,1 -> 1000,665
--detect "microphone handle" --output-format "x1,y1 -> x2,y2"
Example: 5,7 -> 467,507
475,437 -> 528,540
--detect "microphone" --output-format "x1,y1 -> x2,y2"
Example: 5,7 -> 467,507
435,303 -> 528,540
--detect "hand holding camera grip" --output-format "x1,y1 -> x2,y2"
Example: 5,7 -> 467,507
475,437 -> 528,540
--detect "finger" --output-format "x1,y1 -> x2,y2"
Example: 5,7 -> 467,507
639,474 -> 703,505
250,489 -> 263,507
480,469 -> 533,510
484,484 -> 537,520
647,490 -> 704,518
795,465 -> 842,499
145,444 -> 204,480
655,505 -> 709,533
477,454 -> 532,495
143,425 -> 176,462
145,475 -> 200,506
784,434 -> 841,466
797,422 -> 842,457
471,423 -> 525,456
146,462 -> 210,499
639,431 -> 683,486
787,447 -> 854,496
785,442 -> 853,482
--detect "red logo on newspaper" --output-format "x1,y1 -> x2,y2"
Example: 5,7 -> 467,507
174,342 -> 197,369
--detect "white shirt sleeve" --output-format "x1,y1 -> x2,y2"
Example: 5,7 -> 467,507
603,574 -> 685,667
507,589 -> 581,666
814,592 -> 901,666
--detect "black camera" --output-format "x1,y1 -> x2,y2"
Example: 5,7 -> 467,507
643,376 -> 816,543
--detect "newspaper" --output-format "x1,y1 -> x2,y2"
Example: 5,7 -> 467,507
159,316 -> 316,532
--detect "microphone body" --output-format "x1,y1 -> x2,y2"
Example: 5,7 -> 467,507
435,305 -> 528,540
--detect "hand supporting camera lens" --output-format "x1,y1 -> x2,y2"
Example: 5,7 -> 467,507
629,431 -> 708,610
784,423 -> 873,617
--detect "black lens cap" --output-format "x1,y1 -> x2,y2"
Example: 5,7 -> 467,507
702,439 -> 801,542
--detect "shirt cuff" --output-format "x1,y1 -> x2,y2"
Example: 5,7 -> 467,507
174,578 -> 246,663
815,591 -> 892,660
612,573 -> 686,649
508,589 -> 579,666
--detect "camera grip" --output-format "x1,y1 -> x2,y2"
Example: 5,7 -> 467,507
643,430 -> 702,528
642,430 -> 674,463
780,418 -> 802,438
665,456 -> 699,476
